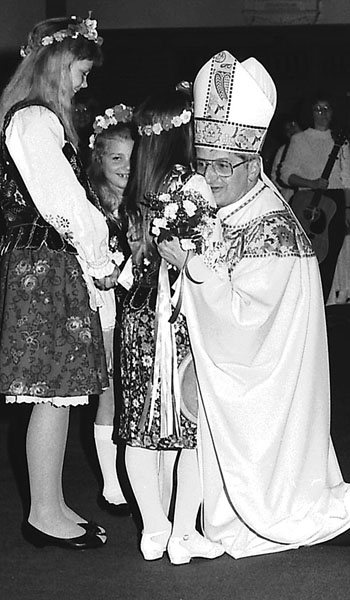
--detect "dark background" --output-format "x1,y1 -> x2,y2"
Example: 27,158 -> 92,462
2,23 -> 350,167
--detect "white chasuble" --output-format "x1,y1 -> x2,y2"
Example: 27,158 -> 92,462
182,179 -> 350,558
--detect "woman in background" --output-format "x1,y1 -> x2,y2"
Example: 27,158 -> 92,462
281,92 -> 350,301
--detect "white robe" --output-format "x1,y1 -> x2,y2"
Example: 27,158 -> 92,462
181,178 -> 350,558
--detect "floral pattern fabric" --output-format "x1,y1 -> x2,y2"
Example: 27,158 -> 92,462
118,260 -> 197,450
117,166 -> 198,450
222,209 -> 315,275
0,102 -> 111,402
0,245 -> 108,397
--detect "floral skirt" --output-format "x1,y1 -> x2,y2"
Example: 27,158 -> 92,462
117,284 -> 197,450
0,246 -> 108,402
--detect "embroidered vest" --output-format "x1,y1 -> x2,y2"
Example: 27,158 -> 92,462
0,101 -> 101,256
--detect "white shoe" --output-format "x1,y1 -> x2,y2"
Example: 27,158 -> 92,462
140,528 -> 171,561
167,532 -> 225,565
103,490 -> 127,506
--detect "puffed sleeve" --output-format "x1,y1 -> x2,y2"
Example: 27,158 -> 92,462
5,105 -> 114,279
182,172 -> 216,207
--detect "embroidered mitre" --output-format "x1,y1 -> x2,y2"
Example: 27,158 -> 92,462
193,50 -> 277,154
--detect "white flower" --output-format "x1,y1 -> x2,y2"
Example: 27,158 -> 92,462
91,105 -> 133,140
183,199 -> 197,217
41,36 -> 53,46
95,115 -> 105,127
88,134 -> 95,149
112,250 -> 125,266
164,203 -> 179,219
151,217 -> 168,236
142,355 -> 153,367
172,116 -> 182,127
158,193 -> 171,203
55,31 -> 67,42
152,123 -> 163,135
181,110 -> 192,124
180,238 -> 196,251
151,223 -> 160,235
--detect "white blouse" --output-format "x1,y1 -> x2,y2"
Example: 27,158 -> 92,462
280,127 -> 350,189
5,105 -> 114,280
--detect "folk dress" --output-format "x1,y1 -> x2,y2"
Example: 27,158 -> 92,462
118,167 -> 212,450
0,104 -> 114,406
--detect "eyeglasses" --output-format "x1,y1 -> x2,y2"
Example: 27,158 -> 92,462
196,158 -> 248,178
312,105 -> 332,114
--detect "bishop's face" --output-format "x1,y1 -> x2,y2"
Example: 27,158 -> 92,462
195,147 -> 259,209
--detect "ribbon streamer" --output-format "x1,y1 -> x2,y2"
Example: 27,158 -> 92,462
169,250 -> 204,323
138,258 -> 181,438
168,251 -> 190,324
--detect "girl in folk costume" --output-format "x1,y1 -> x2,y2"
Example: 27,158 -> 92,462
117,88 -> 224,564
88,105 -> 134,515
158,50 -> 350,558
0,15 -> 119,549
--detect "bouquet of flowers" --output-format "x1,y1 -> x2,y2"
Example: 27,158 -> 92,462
146,188 -> 217,254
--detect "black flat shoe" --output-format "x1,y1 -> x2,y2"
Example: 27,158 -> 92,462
97,494 -> 131,517
78,521 -> 106,535
21,521 -> 107,550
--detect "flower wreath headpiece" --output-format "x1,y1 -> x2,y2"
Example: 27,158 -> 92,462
20,13 -> 103,58
138,108 -> 192,137
89,103 -> 134,149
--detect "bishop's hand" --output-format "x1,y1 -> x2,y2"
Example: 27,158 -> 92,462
156,237 -> 194,270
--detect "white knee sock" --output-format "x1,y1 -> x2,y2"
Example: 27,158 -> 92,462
125,446 -> 170,534
94,424 -> 126,505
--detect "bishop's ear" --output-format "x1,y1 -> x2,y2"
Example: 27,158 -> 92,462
247,157 -> 260,182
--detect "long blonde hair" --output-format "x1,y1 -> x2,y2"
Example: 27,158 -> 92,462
0,17 -> 103,147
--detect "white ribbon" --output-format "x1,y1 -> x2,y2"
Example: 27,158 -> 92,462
139,258 -> 181,438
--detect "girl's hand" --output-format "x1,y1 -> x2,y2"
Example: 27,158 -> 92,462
94,265 -> 120,290
156,237 -> 194,270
